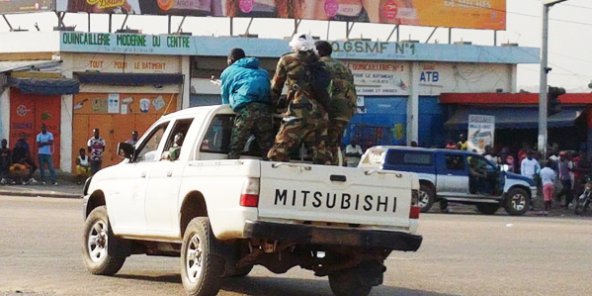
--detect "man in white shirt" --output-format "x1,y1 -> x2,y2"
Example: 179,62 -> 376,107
521,151 -> 540,211
539,162 -> 556,214
521,151 -> 541,180
345,141 -> 363,167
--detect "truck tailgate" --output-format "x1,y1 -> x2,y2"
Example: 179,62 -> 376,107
259,162 -> 413,228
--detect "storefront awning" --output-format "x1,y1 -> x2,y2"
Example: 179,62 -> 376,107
76,73 -> 184,86
8,77 -> 80,95
0,60 -> 62,73
444,106 -> 585,130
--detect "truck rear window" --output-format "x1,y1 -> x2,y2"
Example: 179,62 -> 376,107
386,150 -> 433,166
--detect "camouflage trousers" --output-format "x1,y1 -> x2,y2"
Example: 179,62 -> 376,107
228,102 -> 274,159
267,98 -> 331,165
327,120 -> 348,165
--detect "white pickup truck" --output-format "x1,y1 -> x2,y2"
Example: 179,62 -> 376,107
81,105 -> 423,296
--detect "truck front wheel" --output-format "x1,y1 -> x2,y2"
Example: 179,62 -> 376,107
82,206 -> 127,275
504,188 -> 529,216
181,217 -> 224,296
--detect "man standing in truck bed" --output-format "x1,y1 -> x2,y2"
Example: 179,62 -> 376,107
315,40 -> 357,165
267,33 -> 331,165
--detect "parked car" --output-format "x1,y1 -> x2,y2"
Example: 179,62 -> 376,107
359,146 -> 537,215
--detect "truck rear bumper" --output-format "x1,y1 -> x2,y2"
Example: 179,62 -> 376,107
243,220 -> 422,251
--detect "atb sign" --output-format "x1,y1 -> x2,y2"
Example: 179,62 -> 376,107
467,115 -> 495,154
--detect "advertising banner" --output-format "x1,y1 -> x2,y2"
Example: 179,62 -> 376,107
0,0 -> 55,13
53,0 -> 506,30
467,114 -> 494,154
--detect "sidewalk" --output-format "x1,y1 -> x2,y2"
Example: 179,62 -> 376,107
0,175 -> 82,199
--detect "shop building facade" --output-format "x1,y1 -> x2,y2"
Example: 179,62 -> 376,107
0,31 -> 538,172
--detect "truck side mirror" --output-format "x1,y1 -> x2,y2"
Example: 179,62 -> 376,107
118,142 -> 135,160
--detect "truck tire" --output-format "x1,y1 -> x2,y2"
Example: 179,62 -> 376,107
328,270 -> 372,296
419,183 -> 435,213
181,217 -> 224,296
82,206 -> 127,275
476,203 -> 499,215
504,188 -> 529,216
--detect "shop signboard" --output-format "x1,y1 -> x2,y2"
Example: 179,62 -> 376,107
72,53 -> 181,74
53,0 -> 506,30
0,0 -> 55,13
347,62 -> 409,96
467,114 -> 494,154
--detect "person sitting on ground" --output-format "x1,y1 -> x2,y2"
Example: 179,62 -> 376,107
11,133 -> 37,184
76,148 -> 90,185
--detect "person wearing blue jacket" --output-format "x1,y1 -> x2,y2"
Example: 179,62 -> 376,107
220,48 -> 274,159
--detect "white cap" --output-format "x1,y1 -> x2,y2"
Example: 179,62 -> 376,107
289,33 -> 316,52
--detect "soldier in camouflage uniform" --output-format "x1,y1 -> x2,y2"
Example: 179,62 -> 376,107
315,40 -> 358,165
220,48 -> 274,159
267,34 -> 331,165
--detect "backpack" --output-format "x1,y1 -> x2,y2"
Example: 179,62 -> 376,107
305,61 -> 333,110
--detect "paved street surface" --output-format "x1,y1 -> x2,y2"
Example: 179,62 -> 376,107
1,195 -> 591,296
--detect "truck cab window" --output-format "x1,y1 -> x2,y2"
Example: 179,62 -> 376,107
162,118 -> 194,161
136,122 -> 169,162
200,115 -> 234,154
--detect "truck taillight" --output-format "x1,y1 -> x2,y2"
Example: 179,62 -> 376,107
409,189 -> 420,219
240,178 -> 260,207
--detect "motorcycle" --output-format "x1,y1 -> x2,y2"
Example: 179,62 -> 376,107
575,175 -> 592,215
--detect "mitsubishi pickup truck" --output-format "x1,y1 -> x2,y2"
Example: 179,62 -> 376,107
81,105 -> 422,296
359,146 -> 537,216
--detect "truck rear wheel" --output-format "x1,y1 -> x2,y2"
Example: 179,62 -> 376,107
419,183 -> 435,213
504,188 -> 529,216
181,217 -> 224,296
82,206 -> 127,275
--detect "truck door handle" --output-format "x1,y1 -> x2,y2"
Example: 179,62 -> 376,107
330,175 -> 347,182
167,171 -> 173,177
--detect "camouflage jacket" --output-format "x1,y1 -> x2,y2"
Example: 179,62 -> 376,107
319,56 -> 357,121
271,50 -> 320,107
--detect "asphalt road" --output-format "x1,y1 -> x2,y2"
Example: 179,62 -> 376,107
1,196 -> 591,296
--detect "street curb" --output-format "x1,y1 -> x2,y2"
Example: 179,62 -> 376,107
0,190 -> 82,199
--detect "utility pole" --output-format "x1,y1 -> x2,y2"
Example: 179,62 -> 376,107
539,0 -> 568,157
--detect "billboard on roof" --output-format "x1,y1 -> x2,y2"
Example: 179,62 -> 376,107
0,0 -> 55,13
53,0 -> 506,30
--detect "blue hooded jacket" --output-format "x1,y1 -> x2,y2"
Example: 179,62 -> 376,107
220,57 -> 271,111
